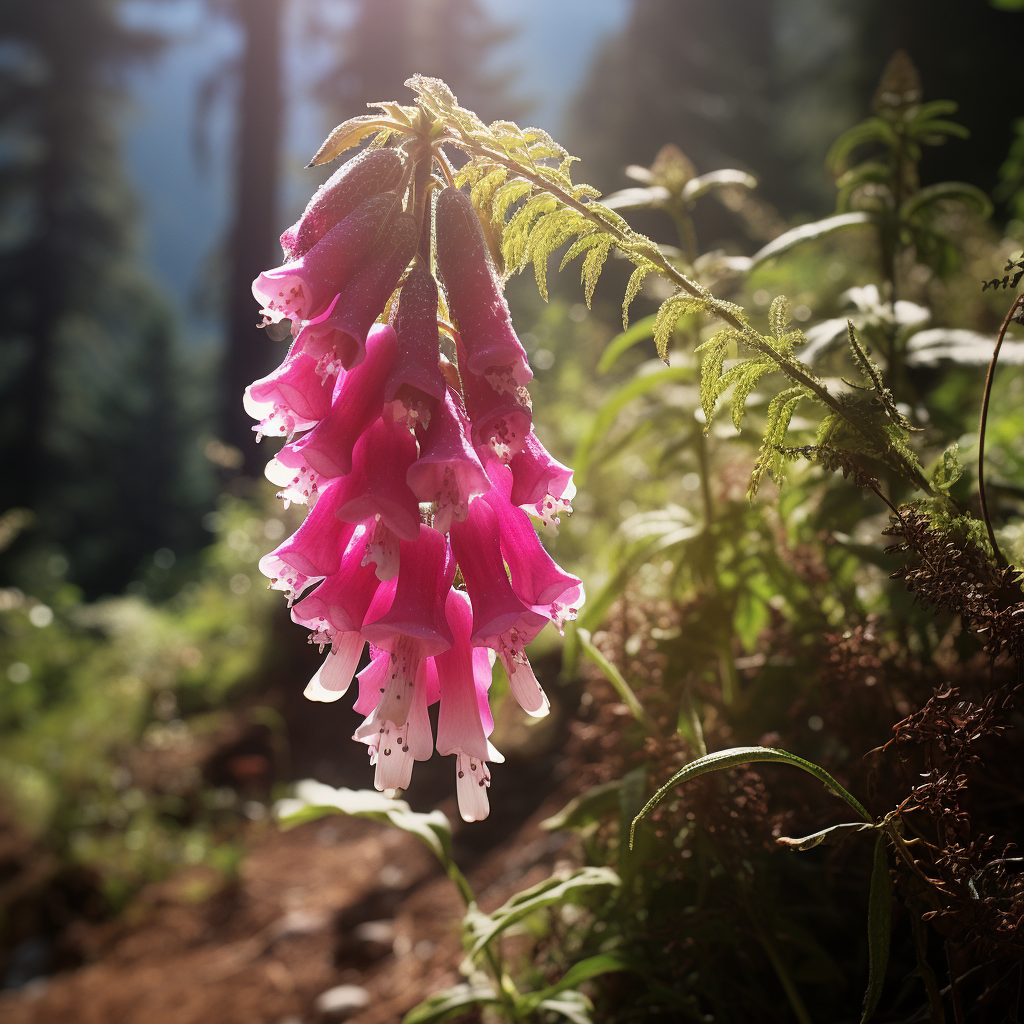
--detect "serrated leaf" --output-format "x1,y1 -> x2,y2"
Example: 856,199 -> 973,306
402,984 -> 501,1024
768,295 -> 791,340
581,237 -> 614,307
860,834 -> 893,1023
467,867 -> 620,957
491,179 -> 534,227
622,262 -> 654,328
630,746 -> 872,848
653,292 -> 710,362
750,386 -> 807,494
307,116 -> 390,167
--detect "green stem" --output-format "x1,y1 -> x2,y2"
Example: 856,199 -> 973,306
444,134 -> 932,494
977,292 -> 1022,566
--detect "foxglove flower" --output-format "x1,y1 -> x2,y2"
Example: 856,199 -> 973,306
248,137 -> 585,819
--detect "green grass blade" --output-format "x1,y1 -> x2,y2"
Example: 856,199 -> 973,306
860,833 -> 893,1023
630,746 -> 872,848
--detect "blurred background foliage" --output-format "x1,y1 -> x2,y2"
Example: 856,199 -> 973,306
3,0 -> 1024,1019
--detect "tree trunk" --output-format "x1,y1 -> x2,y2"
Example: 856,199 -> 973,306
221,0 -> 284,476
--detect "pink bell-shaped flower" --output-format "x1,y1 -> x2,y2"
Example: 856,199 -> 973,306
449,498 -> 549,717
434,589 -> 504,821
281,148 -> 406,261
508,430 -> 577,530
362,524 -> 455,658
385,264 -> 448,424
332,414 -> 422,542
243,350 -> 335,440
284,324 -> 398,480
457,336 -> 531,461
253,192 -> 401,324
258,478 -> 357,597
407,388 -> 490,534
293,213 -> 418,371
482,461 -> 584,631
435,188 -> 532,391
356,526 -> 456,792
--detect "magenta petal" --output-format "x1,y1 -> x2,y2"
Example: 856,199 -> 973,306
289,324 -> 398,479
262,478 -> 356,579
508,431 -> 576,513
253,192 -> 401,324
333,415 -> 421,542
435,188 -> 532,388
282,148 -> 405,261
362,524 -> 455,657
449,497 -> 540,644
457,336 -> 532,460
293,213 -> 417,371
290,536 -> 385,637
435,589 -> 492,761
244,351 -> 334,438
407,388 -> 490,532
482,461 -> 581,609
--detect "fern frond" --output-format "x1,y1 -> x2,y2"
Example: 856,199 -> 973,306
696,330 -> 737,426
582,238 -> 615,306
527,208 -> 589,300
621,257 -> 659,328
750,387 -> 807,496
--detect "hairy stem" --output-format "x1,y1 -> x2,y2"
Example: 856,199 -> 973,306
445,135 -> 932,493
977,292 -> 1023,566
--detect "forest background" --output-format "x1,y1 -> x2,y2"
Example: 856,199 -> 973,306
3,0 -> 1024,1021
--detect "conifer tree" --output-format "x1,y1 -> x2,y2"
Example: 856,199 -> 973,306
0,1 -> 203,595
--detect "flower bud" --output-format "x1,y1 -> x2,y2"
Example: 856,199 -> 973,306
435,188 -> 532,390
281,148 -> 406,261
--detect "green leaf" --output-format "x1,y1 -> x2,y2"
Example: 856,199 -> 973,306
573,364 -> 694,485
467,867 -> 620,957
577,628 -> 652,730
622,262 -> 654,328
276,781 -> 474,904
598,315 -> 657,373
860,833 -> 893,1023
630,746 -> 872,848
402,984 -> 502,1024
681,168 -> 757,203
749,213 -> 872,266
542,779 -> 625,832
537,991 -> 594,1024
930,443 -> 963,493
900,181 -> 993,222
601,185 -> 671,210
518,954 -> 633,1014
775,821 -> 874,851
306,116 -> 391,166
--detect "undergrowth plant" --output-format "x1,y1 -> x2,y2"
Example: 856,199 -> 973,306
277,56 -> 1021,1024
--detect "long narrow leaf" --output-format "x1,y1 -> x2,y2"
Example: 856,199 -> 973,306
630,746 -> 872,847
598,315 -> 657,373
519,954 -> 634,1013
577,629 -> 653,730
861,833 -> 893,1023
749,212 -> 872,267
468,867 -> 619,956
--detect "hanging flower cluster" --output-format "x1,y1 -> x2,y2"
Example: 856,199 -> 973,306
246,145 -> 583,821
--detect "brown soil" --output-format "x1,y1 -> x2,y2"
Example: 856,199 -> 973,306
0,783 -> 579,1024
